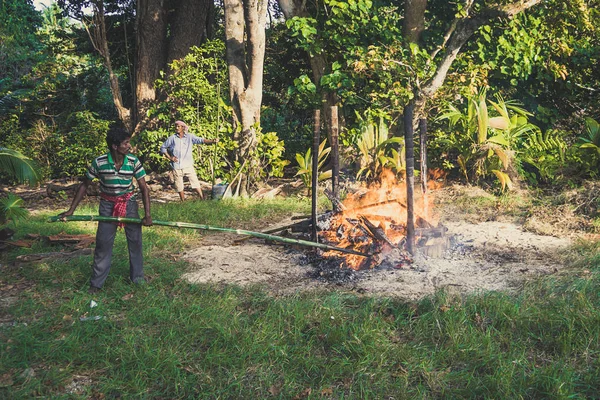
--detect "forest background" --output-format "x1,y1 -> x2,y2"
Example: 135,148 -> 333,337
1,0 -> 599,199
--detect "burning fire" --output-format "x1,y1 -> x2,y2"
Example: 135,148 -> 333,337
318,169 -> 439,270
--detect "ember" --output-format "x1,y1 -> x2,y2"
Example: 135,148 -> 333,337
318,169 -> 441,270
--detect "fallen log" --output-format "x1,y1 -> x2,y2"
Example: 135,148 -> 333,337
233,221 -> 300,244
49,215 -> 372,257
46,234 -> 95,246
16,248 -> 93,262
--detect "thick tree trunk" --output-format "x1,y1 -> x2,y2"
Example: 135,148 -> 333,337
224,0 -> 268,194
167,0 -> 213,63
403,0 -> 428,44
134,0 -> 168,134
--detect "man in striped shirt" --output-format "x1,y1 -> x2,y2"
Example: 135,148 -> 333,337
160,120 -> 218,201
60,125 -> 152,294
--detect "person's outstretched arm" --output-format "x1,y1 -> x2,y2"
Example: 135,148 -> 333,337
59,178 -> 91,218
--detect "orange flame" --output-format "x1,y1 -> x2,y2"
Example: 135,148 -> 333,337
318,169 -> 438,270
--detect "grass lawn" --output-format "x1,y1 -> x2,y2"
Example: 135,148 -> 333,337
1,196 -> 600,399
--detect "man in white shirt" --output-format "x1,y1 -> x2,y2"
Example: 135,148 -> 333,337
160,120 -> 218,201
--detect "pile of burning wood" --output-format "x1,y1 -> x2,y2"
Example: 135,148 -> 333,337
292,171 -> 446,272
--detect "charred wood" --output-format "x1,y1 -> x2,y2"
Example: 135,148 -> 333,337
359,215 -> 396,248
324,188 -> 346,213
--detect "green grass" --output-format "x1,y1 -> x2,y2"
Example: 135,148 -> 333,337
2,197 -> 600,398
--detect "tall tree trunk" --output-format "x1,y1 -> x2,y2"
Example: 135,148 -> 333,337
167,0 -> 213,63
403,0 -> 428,44
403,103 -> 416,254
224,0 -> 268,194
134,0 -> 168,135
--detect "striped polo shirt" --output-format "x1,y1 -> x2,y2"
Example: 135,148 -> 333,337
86,152 -> 146,196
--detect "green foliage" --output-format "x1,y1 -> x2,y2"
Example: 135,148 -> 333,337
519,128 -> 568,184
0,147 -> 40,185
0,5 -> 116,180
0,0 -> 43,92
295,140 -> 332,191
568,117 -> 600,180
285,0 -> 417,119
0,146 -> 37,227
351,114 -> 404,181
0,192 -> 28,226
255,130 -> 289,180
55,111 -> 110,177
435,89 -> 541,190
287,74 -> 319,109
144,41 -> 231,180
578,117 -> 600,154
476,16 -> 544,86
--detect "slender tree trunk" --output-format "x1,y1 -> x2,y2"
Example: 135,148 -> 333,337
419,118 -> 428,194
403,103 -> 416,255
83,1 -> 132,131
311,110 -> 320,242
330,106 -> 340,210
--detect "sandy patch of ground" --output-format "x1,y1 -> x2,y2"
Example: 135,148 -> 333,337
182,218 -> 572,300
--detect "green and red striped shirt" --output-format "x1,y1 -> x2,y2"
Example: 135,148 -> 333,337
86,152 -> 146,196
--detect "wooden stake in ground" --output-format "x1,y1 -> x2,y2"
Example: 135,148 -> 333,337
404,102 -> 416,255
419,118 -> 428,194
330,105 -> 340,212
311,109 -> 320,242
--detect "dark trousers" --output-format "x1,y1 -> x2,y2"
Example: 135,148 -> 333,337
90,197 -> 144,288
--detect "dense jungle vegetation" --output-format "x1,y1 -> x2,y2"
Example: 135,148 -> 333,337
1,0 -> 598,196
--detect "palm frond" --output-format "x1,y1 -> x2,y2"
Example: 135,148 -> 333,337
0,193 -> 29,225
0,147 -> 41,185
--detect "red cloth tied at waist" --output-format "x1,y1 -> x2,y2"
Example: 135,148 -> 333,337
100,191 -> 134,228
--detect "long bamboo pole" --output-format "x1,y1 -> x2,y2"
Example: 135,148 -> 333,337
48,215 -> 371,257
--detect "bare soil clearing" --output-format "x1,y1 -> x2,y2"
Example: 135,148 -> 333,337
182,186 -> 576,300
182,218 -> 571,300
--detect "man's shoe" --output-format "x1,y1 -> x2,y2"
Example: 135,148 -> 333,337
132,278 -> 146,285
88,286 -> 101,294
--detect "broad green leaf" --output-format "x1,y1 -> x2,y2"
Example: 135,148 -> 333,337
488,135 -> 510,146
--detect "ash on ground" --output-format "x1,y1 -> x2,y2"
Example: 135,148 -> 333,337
299,234 -> 473,285
182,219 -> 573,300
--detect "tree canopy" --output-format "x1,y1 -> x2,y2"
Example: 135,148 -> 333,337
0,0 -> 598,190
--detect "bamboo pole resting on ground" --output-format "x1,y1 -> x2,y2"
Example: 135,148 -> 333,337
48,215 -> 371,257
